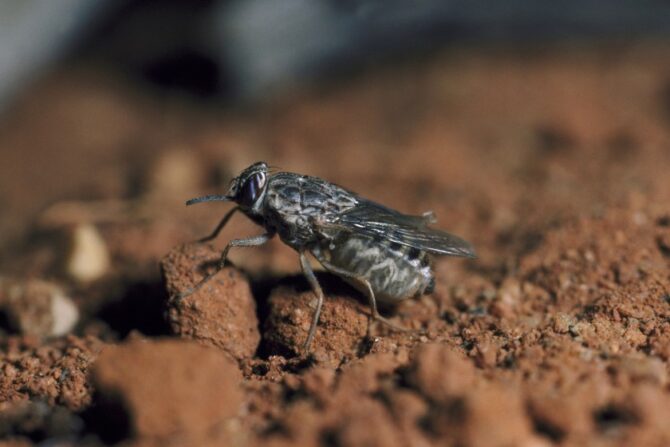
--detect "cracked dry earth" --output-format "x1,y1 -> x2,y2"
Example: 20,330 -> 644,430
1,43 -> 670,446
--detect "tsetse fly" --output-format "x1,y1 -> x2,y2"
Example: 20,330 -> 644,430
183,162 -> 475,351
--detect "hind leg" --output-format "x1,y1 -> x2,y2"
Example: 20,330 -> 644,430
313,255 -> 408,334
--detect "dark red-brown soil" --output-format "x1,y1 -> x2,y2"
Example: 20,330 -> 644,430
1,43 -> 670,446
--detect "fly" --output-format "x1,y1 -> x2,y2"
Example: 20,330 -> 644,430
181,161 -> 475,351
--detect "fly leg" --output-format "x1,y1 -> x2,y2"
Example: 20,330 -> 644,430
300,251 -> 324,352
314,256 -> 409,335
361,279 -> 409,335
178,232 -> 273,300
195,206 -> 240,243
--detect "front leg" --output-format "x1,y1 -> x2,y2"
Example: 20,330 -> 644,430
196,206 -> 240,243
178,232 -> 274,300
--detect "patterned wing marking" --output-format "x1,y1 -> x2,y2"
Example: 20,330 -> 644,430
327,198 -> 476,258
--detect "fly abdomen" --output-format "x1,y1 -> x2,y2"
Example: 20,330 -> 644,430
311,233 -> 434,304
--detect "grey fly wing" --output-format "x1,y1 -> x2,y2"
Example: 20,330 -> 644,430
330,199 -> 476,258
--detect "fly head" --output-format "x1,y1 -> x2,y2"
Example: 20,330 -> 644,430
226,161 -> 269,211
185,161 -> 270,215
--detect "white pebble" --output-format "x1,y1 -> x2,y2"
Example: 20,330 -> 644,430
67,223 -> 110,282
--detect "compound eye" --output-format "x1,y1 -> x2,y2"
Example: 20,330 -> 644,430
239,172 -> 266,206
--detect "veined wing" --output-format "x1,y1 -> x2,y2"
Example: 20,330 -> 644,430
328,198 -> 476,258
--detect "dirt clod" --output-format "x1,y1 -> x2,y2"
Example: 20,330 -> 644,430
405,343 -> 475,403
161,243 -> 261,361
263,285 -> 368,363
90,337 -> 243,440
0,335 -> 102,410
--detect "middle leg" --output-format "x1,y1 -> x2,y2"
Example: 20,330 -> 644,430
299,251 -> 324,352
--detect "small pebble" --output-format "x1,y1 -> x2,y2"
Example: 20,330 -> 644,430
67,223 -> 110,283
0,278 -> 79,337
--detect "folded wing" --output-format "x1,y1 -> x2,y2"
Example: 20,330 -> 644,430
328,198 -> 476,258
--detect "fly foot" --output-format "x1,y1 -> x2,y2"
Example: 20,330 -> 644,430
368,313 -> 413,336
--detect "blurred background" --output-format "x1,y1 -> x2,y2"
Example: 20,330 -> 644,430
1,0 -> 670,276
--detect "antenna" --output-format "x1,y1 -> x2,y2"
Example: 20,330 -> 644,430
185,194 -> 231,206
